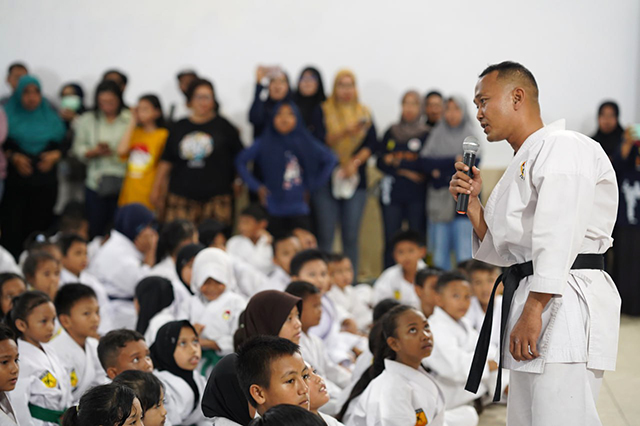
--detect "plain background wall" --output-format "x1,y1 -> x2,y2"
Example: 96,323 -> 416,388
1,0 -> 639,168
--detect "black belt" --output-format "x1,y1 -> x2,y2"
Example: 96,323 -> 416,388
108,295 -> 135,302
465,253 -> 604,401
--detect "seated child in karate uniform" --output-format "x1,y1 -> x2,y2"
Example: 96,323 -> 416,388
189,248 -> 248,369
23,252 -> 60,303
174,243 -> 205,316
60,383 -> 143,426
463,260 -> 502,353
307,362 -> 346,426
0,324 -> 20,426
57,234 -> 113,334
8,291 -> 73,426
97,329 -> 154,380
286,281 -> 351,415
236,335 -> 311,416
251,405 -> 326,426
373,230 -> 426,308
50,284 -> 105,404
135,276 -> 182,347
227,205 -> 274,276
0,273 -> 26,317
341,305 -> 478,426
414,267 -> 443,319
326,254 -> 372,332
423,272 -> 497,409
112,370 -> 168,426
150,320 -> 208,426
266,234 -> 302,291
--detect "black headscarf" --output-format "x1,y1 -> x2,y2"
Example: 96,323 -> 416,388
175,243 -> 205,292
592,101 -> 624,157
201,353 -> 252,425
293,67 -> 326,128
134,276 -> 174,335
149,320 -> 200,410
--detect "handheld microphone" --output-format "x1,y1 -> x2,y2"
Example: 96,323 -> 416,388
456,136 -> 480,214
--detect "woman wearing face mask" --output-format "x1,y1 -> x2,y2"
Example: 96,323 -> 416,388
235,101 -> 337,236
1,75 -> 66,259
72,80 -> 132,239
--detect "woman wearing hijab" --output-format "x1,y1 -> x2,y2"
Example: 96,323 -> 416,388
293,66 -> 327,141
150,320 -> 208,426
249,66 -> 292,139
592,101 -> 624,158
202,353 -> 254,426
314,70 -> 377,280
233,290 -> 303,351
134,276 -> 176,343
376,90 -> 430,268
236,101 -> 337,236
419,95 -> 480,270
0,75 -> 66,259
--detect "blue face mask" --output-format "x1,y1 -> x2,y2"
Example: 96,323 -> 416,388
60,95 -> 81,112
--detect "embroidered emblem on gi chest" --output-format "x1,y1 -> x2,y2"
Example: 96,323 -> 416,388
222,310 -> 231,321
70,369 -> 78,388
415,408 -> 428,425
393,290 -> 401,300
519,161 -> 527,180
40,371 -> 57,388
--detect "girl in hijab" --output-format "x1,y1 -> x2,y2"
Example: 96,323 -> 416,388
176,242 -> 206,293
314,70 -> 377,281
202,353 -> 255,426
293,66 -> 327,141
377,90 -> 430,268
150,320 -> 208,426
134,276 -> 176,344
233,290 -> 303,351
235,101 -> 337,237
592,101 -> 624,158
1,75 -> 66,259
419,95 -> 480,270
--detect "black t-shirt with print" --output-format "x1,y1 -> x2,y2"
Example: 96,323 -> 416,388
161,116 -> 243,201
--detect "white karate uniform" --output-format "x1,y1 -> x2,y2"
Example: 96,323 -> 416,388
424,307 -> 491,408
88,230 -> 151,330
156,370 -> 208,426
145,304 -> 183,346
192,290 -> 247,356
48,329 -> 106,404
473,120 -> 620,425
148,257 -> 193,319
12,340 -> 73,426
229,255 -> 270,298
212,418 -> 242,426
86,236 -> 103,264
264,265 -> 291,292
0,392 -> 20,425
327,285 -> 373,332
372,260 -> 425,308
346,359 -> 477,426
0,246 -> 20,274
59,268 -> 114,334
226,235 -> 274,276
320,412 -> 345,426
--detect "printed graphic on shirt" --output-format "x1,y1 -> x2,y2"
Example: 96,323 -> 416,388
179,131 -> 214,168
519,161 -> 526,180
408,138 -> 422,152
70,369 -> 78,388
415,408 -> 428,426
282,151 -> 302,190
622,179 -> 640,224
222,310 -> 231,321
127,144 -> 153,178
40,371 -> 57,388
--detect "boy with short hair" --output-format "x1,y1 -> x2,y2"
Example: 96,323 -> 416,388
236,335 -> 310,416
463,260 -> 502,338
50,283 -> 106,403
413,267 -> 442,318
286,281 -> 351,415
58,233 -> 113,333
373,230 -> 426,308
97,329 -> 154,380
226,205 -> 273,275
326,254 -> 372,332
266,234 -> 302,291
423,272 -> 498,408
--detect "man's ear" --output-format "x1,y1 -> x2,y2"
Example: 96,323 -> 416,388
249,384 -> 266,407
58,314 -> 72,330
15,319 -> 27,334
512,87 -> 525,110
387,336 -> 401,353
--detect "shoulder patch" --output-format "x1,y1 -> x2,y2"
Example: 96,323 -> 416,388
40,371 -> 57,388
70,369 -> 78,388
415,408 -> 428,426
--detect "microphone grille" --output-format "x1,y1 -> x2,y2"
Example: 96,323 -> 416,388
462,136 -> 480,154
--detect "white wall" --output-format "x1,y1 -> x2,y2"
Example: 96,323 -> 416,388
1,0 -> 638,168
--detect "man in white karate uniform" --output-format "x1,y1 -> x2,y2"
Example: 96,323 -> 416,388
450,61 -> 620,426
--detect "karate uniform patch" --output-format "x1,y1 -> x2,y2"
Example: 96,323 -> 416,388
40,371 -> 57,388
394,290 -> 401,300
222,310 -> 231,321
519,161 -> 527,180
70,369 -> 78,388
415,408 -> 428,426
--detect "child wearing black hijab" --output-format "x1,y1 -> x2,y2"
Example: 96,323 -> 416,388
150,320 -> 207,426
202,353 -> 254,426
293,66 -> 327,141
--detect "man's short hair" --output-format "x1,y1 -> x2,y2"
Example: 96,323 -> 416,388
97,329 -> 145,371
285,281 -> 320,300
236,336 -> 301,408
54,283 -> 97,317
391,229 -> 425,250
424,90 -> 443,100
7,62 -> 27,75
289,249 -> 327,277
435,271 -> 469,293
479,61 -> 539,100
415,267 -> 443,288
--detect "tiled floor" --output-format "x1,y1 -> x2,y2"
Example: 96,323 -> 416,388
478,315 -> 640,426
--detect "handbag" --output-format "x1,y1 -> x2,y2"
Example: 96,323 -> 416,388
96,175 -> 124,198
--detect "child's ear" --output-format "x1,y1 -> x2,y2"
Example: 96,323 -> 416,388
106,367 -> 118,380
58,314 -> 72,329
419,246 -> 427,259
413,284 -> 423,299
15,319 -> 27,334
249,384 -> 266,406
434,292 -> 444,308
259,220 -> 269,229
387,336 -> 401,353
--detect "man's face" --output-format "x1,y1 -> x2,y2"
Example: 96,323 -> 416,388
7,67 -> 27,91
110,340 -> 153,379
474,71 -> 515,142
